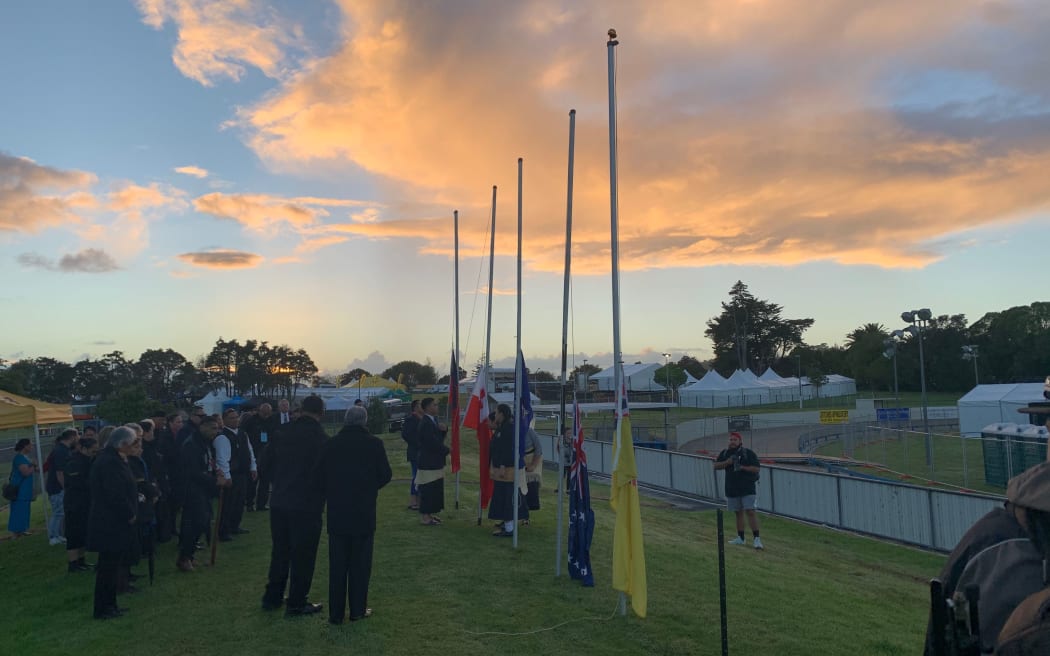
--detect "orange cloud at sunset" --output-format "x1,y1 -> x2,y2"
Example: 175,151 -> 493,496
177,248 -> 262,269
0,153 -> 97,233
220,0 -> 1050,274
136,0 -> 302,86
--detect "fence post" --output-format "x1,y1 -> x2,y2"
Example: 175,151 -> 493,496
960,434 -> 969,489
836,474 -> 844,528
928,488 -> 937,550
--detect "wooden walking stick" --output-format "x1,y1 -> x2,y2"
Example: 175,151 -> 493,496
211,486 -> 225,566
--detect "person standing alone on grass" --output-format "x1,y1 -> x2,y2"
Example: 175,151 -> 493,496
714,432 -> 763,550
7,438 -> 37,538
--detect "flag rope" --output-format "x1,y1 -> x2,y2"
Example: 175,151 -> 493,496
463,600 -> 621,637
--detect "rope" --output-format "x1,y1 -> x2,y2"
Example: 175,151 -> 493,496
462,206 -> 492,374
464,600 -> 620,637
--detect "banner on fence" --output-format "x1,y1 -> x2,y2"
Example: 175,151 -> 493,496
819,410 -> 850,424
876,407 -> 910,422
728,414 -> 751,431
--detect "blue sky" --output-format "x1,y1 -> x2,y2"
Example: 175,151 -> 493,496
2,1 -> 1048,377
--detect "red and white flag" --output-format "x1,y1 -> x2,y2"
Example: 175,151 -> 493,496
462,365 -> 494,509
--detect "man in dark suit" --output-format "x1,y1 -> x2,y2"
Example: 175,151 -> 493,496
415,397 -> 448,526
251,402 -> 281,511
262,395 -> 328,617
86,426 -> 139,620
318,405 -> 392,624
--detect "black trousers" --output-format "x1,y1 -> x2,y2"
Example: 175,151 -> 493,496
93,551 -> 121,616
254,472 -> 271,509
264,507 -> 322,608
219,475 -> 247,537
178,494 -> 210,560
328,532 -> 375,621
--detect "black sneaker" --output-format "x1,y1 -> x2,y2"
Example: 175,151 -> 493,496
285,602 -> 323,617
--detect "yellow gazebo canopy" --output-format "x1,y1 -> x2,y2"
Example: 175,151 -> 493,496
0,389 -> 74,431
340,376 -> 407,392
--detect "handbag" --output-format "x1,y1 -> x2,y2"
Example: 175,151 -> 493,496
2,478 -> 18,501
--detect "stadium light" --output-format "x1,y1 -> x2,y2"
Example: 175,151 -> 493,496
961,345 -> 979,386
901,309 -> 933,468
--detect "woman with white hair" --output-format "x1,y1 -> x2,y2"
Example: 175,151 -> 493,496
86,426 -> 140,620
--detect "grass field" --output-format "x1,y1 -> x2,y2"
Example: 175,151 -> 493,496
815,431 -> 1009,495
1,429 -> 945,655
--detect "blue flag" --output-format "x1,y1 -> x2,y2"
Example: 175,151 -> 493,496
568,398 -> 595,586
516,350 -> 534,469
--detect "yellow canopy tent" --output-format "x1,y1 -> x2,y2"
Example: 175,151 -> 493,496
0,390 -> 74,431
0,390 -> 74,517
340,376 -> 407,392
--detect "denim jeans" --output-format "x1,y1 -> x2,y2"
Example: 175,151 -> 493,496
48,490 -> 65,540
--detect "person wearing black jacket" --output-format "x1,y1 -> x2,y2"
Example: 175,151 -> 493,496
318,405 -> 392,624
488,404 -> 526,537
415,397 -> 449,526
714,432 -> 762,550
86,427 -> 140,620
176,416 -> 221,573
401,400 -> 422,510
261,395 -> 328,617
64,437 -> 98,572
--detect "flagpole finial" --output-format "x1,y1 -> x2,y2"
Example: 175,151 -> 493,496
608,28 -> 617,40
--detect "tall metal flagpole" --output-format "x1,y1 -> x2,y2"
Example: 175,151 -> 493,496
555,109 -> 576,576
607,27 -> 627,617
478,186 -> 497,526
513,158 -> 523,550
454,209 -> 461,509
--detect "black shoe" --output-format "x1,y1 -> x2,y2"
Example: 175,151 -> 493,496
328,618 -> 343,625
234,528 -> 250,535
246,506 -> 255,512
94,608 -> 123,620
285,602 -> 323,617
69,562 -> 87,573
219,535 -> 233,542
262,598 -> 284,611
128,572 -> 141,581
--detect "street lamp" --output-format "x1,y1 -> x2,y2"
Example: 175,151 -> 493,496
883,330 -> 905,409
582,359 -> 588,403
796,353 -> 803,409
962,345 -> 980,386
902,308 -> 933,467
661,352 -> 671,403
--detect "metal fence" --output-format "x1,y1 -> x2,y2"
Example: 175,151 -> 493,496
535,433 -> 1003,553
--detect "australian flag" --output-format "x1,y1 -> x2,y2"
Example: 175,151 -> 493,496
568,398 -> 595,586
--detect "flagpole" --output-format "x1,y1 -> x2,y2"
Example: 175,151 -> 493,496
454,209 -> 461,509
607,27 -> 627,618
556,108 -> 576,577
513,157 -> 523,550
479,185 -> 497,526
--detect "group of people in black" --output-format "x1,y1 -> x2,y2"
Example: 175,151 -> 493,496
44,400 -> 298,619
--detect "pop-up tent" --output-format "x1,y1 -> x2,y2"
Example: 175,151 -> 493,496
0,389 -> 74,518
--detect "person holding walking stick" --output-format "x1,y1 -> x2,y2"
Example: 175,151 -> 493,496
176,416 -> 222,573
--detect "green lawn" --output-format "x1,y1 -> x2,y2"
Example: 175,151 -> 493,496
815,431 -> 1005,494
1,429 -> 944,655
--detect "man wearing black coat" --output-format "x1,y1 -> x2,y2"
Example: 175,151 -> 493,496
262,395 -> 328,617
176,416 -> 221,573
318,405 -> 392,624
86,427 -> 139,620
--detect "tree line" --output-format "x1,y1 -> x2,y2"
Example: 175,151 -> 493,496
687,282 -> 1050,393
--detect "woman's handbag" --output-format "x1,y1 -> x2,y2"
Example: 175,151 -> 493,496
2,476 -> 19,501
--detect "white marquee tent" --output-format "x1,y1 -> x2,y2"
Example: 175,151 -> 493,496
957,383 -> 1046,436
590,363 -> 666,392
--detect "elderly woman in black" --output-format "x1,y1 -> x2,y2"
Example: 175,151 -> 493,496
87,426 -> 140,620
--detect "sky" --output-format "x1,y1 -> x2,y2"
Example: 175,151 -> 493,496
2,0 -> 1049,378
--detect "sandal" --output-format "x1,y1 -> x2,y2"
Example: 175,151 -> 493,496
492,528 -> 514,538
421,518 -> 440,526
430,516 -> 442,524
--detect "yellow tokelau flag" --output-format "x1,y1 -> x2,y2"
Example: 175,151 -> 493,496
611,376 -> 647,618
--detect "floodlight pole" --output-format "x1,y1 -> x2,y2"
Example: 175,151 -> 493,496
902,310 -> 933,468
